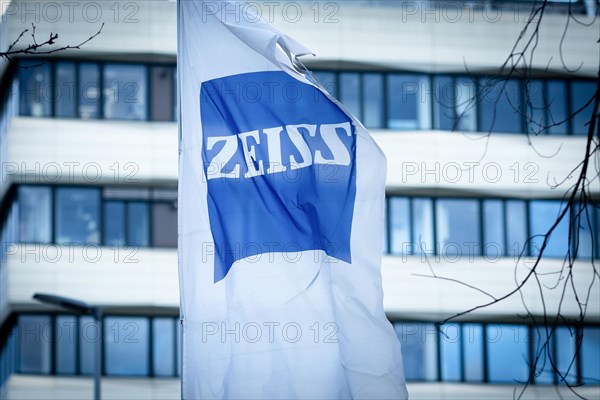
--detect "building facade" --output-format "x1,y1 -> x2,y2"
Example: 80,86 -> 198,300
0,0 -> 599,398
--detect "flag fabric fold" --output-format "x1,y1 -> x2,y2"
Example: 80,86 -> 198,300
178,1 -> 408,398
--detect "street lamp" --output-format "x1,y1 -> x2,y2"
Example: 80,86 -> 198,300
32,293 -> 102,400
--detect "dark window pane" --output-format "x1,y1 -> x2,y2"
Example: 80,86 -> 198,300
483,200 -> 504,258
555,326 -> 578,384
55,62 -> 77,118
412,198 -> 434,255
105,317 -> 149,376
390,197 -> 410,255
506,200 -> 528,258
56,315 -> 77,375
19,62 -> 51,117
440,323 -> 462,381
463,324 -> 484,382
153,318 -> 175,377
546,80 -> 568,135
571,81 -> 596,136
529,200 -> 569,258
387,74 -> 431,130
455,77 -> 477,132
486,324 -> 530,383
79,63 -> 101,119
531,326 -> 554,384
127,202 -> 150,246
525,80 -> 545,135
19,186 -> 52,243
104,201 -> 126,246
152,202 -> 177,247
55,188 -> 100,245
18,315 -> 51,374
436,199 -> 480,257
479,78 -> 522,133
150,66 -> 174,121
339,72 -> 361,119
573,203 -> 596,259
313,71 -> 337,98
103,64 -> 148,120
394,322 -> 438,381
433,76 -> 454,130
79,316 -> 98,375
581,327 -> 600,384
362,73 -> 384,129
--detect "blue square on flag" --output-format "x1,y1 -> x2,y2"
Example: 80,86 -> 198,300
200,71 -> 356,282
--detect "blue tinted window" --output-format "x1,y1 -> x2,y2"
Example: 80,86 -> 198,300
546,80 -> 568,135
573,203 -> 596,259
79,316 -> 99,375
153,318 -> 175,376
79,63 -> 101,119
581,327 -> 600,384
412,198 -> 434,255
55,62 -> 76,118
56,316 -> 77,375
433,76 -> 454,130
571,81 -> 596,136
390,197 -> 410,254
362,73 -> 384,129
394,322 -> 438,381
440,323 -> 462,381
55,188 -> 101,245
529,200 -> 569,258
339,72 -> 361,119
483,200 -> 504,258
103,64 -> 148,120
387,74 -> 431,130
105,317 -> 149,376
436,199 -> 480,257
127,202 -> 150,246
104,201 -> 126,246
19,186 -> 52,243
487,324 -> 530,383
455,77 -> 477,132
506,200 -> 528,258
555,326 -> 577,384
463,324 -> 484,382
525,80 -> 545,135
19,62 -> 52,117
532,326 -> 554,384
18,315 -> 51,374
479,78 -> 522,134
313,71 -> 337,98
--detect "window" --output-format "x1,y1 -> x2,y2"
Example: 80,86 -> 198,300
19,186 -> 52,243
105,317 -> 149,376
150,66 -> 174,121
571,81 -> 596,136
19,62 -> 51,117
486,324 -> 530,383
436,199 -> 480,257
127,202 -> 150,246
55,62 -> 77,118
153,318 -> 175,376
455,77 -> 477,132
463,324 -> 484,382
313,71 -> 337,98
483,200 -> 505,258
79,316 -> 98,375
79,63 -> 101,119
339,72 -> 361,119
55,188 -> 101,245
529,200 -> 569,258
479,78 -> 522,134
152,202 -> 177,247
362,73 -> 384,129
389,197 -> 410,254
394,322 -> 438,381
18,315 -> 51,374
555,326 -> 578,384
440,323 -> 462,381
412,198 -> 434,255
581,327 -> 600,384
531,325 -> 555,384
103,64 -> 148,120
573,203 -> 596,259
387,74 -> 431,130
55,315 -> 77,375
525,80 -> 545,135
103,201 -> 126,246
546,80 -> 568,135
433,76 -> 454,131
506,200 -> 528,258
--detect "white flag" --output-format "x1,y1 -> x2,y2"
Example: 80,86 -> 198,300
177,1 -> 408,398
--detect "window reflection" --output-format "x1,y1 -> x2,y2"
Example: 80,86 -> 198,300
390,197 -> 410,254
394,322 -> 438,381
529,200 -> 569,258
19,62 -> 51,117
105,317 -> 149,376
581,327 -> 600,384
436,199 -> 480,257
387,74 -> 431,130
433,76 -> 454,131
362,73 -> 384,129
412,198 -> 434,255
79,63 -> 101,119
19,186 -> 52,243
479,78 -> 521,134
483,200 -> 504,258
103,64 -> 148,120
440,323 -> 462,381
571,81 -> 596,136
55,188 -> 100,245
55,62 -> 77,118
455,77 -> 477,132
104,201 -> 126,246
127,202 -> 150,247
486,324 -> 530,383
546,80 -> 568,135
339,72 -> 361,119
